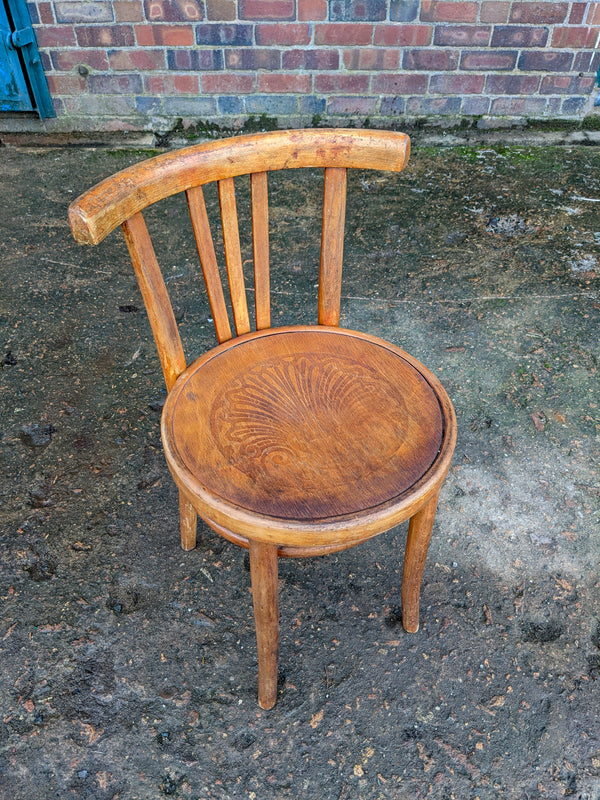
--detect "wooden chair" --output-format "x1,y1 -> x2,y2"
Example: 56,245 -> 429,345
69,129 -> 456,709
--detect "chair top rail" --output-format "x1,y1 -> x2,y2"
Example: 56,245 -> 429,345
68,129 -> 410,246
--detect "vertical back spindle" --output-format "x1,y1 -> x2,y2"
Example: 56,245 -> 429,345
251,171 -> 270,330
318,167 -> 347,327
218,177 -> 251,336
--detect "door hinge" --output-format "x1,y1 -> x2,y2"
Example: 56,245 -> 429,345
9,27 -> 35,48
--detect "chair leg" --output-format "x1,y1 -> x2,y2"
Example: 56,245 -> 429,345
401,491 -> 440,634
248,539 -> 279,710
179,491 -> 197,551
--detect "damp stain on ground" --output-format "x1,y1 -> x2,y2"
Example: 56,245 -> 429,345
1,143 -> 600,799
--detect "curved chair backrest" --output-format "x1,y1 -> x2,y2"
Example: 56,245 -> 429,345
69,129 -> 410,391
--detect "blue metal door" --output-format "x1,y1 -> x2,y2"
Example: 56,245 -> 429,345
1,0 -> 54,117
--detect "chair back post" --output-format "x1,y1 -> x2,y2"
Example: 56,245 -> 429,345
318,166 -> 347,327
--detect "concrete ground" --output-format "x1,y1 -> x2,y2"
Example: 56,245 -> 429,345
1,138 -> 599,800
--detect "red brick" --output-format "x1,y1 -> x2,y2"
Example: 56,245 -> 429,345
509,2 -> 568,24
372,73 -> 428,93
76,25 -> 134,46
47,73 -> 87,93
37,2 -> 55,23
327,96 -> 377,114
88,73 -> 142,93
206,0 -> 236,18
113,1 -> 144,20
239,0 -> 295,19
460,49 -> 517,70
485,74 -> 540,94
36,25 -> 77,47
135,23 -> 194,45
144,0 -> 203,20
145,73 -> 199,93
551,26 -> 597,47
491,25 -> 548,47
255,23 -> 310,44
480,1 -> 509,23
433,25 -> 491,46
257,73 -> 311,92
225,48 -> 281,69
314,23 -> 373,45
586,3 -> 600,24
342,47 -> 400,70
403,48 -> 459,70
420,1 -> 478,23
490,97 -> 547,115
314,73 -> 369,92
570,3 -> 587,23
429,74 -> 484,94
373,23 -> 431,46
540,74 -> 595,94
50,48 -> 109,70
108,48 -> 165,69
202,73 -> 255,92
298,0 -> 326,18
282,49 -> 338,68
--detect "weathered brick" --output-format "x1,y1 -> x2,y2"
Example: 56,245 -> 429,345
343,47 -> 400,70
420,1 -> 478,23
218,96 -> 245,113
167,49 -> 223,69
551,26 -> 597,48
373,23 -> 431,45
562,96 -> 590,115
517,50 -> 573,72
491,25 -> 548,47
36,25 -> 77,47
372,73 -> 428,93
390,0 -> 419,22
144,0 -> 203,20
433,25 -> 491,46
196,23 -> 253,45
379,96 -> 405,115
51,48 -> 109,70
485,74 -> 540,94
206,0 -> 236,19
480,1 -> 509,23
246,94 -> 299,113
64,94 -> 137,115
163,96 -> 217,114
540,74 -> 595,94
144,73 -> 199,93
239,0 -> 295,20
108,48 -> 165,70
55,1 -> 113,23
315,23 -> 373,44
257,73 -> 311,92
429,73 -> 485,94
225,48 -> 281,69
574,50 -> 600,73
76,25 -> 134,46
282,49 -> 338,69
27,3 -> 40,24
329,0 -> 386,21
509,2 -> 568,24
135,23 -> 194,45
460,49 -> 517,70
586,3 -> 600,24
255,23 -> 311,44
300,95 -> 326,113
461,96 -> 490,115
113,1 -> 144,21
88,73 -> 143,93
570,3 -> 587,23
403,48 -> 459,70
314,73 -> 369,92
297,0 -> 327,19
202,73 -> 256,92
135,96 -> 162,113
407,96 -> 462,114
327,96 -> 377,114
47,73 -> 87,93
38,3 -> 56,24
490,96 -> 547,115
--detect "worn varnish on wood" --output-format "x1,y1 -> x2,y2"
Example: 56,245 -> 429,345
69,129 -> 456,710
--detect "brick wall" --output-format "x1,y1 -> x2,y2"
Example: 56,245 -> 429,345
20,0 -> 600,132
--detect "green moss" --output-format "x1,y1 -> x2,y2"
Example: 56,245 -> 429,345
241,114 -> 279,133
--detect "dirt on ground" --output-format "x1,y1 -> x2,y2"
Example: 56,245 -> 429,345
1,140 -> 600,800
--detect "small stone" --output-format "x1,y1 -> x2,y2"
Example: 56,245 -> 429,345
19,424 -> 55,448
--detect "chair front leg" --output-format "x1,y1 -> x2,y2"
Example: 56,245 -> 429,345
179,491 -> 197,551
401,491 -> 440,634
248,539 -> 279,709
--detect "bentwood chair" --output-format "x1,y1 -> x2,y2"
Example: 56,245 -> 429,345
69,129 -> 456,709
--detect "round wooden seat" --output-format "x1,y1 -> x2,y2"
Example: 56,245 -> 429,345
162,326 -> 455,553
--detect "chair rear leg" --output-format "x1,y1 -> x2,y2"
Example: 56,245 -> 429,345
248,539 -> 279,710
179,491 -> 197,551
401,491 -> 440,633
